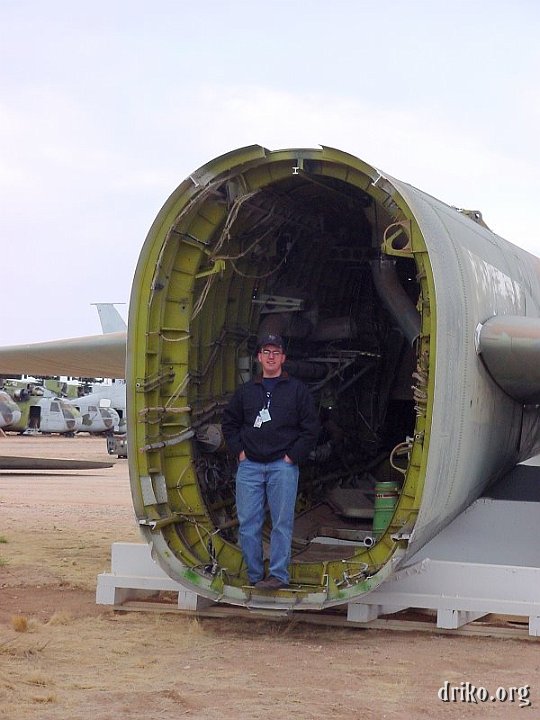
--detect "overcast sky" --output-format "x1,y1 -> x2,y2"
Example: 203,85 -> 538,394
2,0 -> 539,345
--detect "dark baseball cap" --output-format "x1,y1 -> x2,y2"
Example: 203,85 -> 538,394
257,333 -> 284,350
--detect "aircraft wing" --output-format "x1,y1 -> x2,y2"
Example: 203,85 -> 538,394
0,332 -> 127,379
1,456 -> 113,470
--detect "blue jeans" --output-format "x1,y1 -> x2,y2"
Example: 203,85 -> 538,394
235,458 -> 299,584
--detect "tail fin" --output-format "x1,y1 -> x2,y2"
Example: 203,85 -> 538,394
91,303 -> 127,334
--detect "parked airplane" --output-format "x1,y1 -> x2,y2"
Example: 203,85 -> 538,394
2,377 -> 123,436
67,395 -> 120,435
2,146 -> 540,606
66,384 -> 124,434
0,380 -> 113,469
1,381 -> 83,435
38,302 -> 127,434
0,304 -> 127,441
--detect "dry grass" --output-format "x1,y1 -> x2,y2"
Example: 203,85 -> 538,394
0,611 -> 219,719
0,636 -> 50,659
46,612 -> 72,626
24,671 -> 54,687
29,692 -> 57,704
11,616 -> 29,633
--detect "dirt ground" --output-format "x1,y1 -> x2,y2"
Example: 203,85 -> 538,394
1,435 -> 539,719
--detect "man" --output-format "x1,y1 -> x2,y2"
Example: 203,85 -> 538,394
222,333 -> 320,590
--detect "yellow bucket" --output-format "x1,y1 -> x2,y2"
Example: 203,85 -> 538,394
372,481 -> 400,535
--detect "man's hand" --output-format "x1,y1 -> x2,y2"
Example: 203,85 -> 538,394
239,450 -> 246,462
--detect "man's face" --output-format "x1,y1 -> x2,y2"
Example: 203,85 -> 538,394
258,344 -> 286,377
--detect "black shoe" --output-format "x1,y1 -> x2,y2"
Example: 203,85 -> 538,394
255,576 -> 289,590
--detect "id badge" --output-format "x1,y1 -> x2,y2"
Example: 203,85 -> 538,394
259,408 -> 271,422
254,415 -> 263,428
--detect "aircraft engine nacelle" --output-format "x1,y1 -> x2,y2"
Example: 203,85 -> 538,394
127,146 -> 540,609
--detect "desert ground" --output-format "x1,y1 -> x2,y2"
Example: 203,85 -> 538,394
1,434 -> 539,719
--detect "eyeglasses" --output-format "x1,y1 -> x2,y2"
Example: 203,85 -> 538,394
261,349 -> 282,357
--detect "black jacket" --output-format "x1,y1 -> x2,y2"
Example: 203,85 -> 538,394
222,373 -> 320,464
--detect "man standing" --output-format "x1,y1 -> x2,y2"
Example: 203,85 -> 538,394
222,334 -> 320,590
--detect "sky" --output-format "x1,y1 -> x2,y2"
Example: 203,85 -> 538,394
1,0 -> 539,345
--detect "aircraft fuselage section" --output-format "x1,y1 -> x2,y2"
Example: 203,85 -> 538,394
126,146 -> 540,609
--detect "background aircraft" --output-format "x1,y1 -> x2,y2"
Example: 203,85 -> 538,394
0,374 -> 123,436
0,379 -> 113,469
1,380 -> 83,435
89,303 -> 127,430
0,379 -> 112,470
0,332 -> 126,379
0,305 -> 126,469
0,304 -> 127,438
91,303 -> 127,334
0,300 -> 126,380
0,390 -> 22,430
66,394 -> 121,435
66,383 -> 125,434
2,146 -> 540,609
